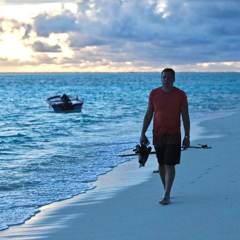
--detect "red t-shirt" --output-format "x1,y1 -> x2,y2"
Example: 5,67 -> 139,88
149,87 -> 188,135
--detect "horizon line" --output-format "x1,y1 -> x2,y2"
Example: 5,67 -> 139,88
0,71 -> 239,74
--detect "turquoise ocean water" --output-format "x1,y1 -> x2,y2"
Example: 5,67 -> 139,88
0,72 -> 240,230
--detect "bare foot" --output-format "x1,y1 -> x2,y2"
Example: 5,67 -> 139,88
159,198 -> 171,205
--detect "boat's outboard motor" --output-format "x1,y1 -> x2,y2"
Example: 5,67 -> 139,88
61,94 -> 72,106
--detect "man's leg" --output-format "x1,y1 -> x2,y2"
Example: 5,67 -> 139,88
160,165 -> 175,205
158,164 -> 166,188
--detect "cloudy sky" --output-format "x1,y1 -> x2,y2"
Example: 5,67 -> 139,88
0,0 -> 239,72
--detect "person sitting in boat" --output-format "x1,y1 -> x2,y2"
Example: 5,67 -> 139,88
61,94 -> 72,107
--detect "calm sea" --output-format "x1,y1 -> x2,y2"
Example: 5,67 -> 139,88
0,72 -> 239,230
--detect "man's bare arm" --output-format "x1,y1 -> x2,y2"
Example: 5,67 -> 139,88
140,104 -> 154,145
181,106 -> 190,149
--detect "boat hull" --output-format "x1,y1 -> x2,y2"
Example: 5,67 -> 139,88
46,95 -> 84,113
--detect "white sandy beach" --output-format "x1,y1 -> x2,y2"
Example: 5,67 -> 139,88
1,111 -> 240,240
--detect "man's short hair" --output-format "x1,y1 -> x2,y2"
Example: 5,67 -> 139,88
161,68 -> 175,79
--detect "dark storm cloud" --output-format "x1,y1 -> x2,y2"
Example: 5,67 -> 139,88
32,41 -> 61,52
22,23 -> 32,39
34,11 -> 78,37
31,0 -> 240,65
3,0 -> 240,69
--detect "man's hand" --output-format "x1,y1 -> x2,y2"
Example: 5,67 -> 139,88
140,134 -> 148,146
182,138 -> 190,150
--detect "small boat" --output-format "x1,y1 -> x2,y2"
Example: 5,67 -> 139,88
46,94 -> 84,113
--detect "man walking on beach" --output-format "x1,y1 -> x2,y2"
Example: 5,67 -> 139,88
140,68 -> 190,205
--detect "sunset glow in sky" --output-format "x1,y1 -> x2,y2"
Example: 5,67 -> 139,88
0,0 -> 240,72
